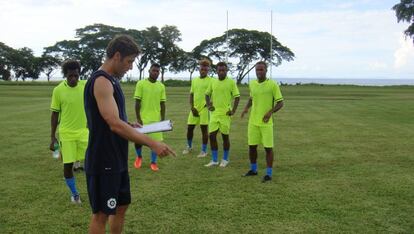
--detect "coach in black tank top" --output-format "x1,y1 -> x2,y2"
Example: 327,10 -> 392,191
84,70 -> 128,174
84,35 -> 175,233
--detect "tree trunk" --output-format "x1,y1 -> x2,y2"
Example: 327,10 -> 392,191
161,68 -> 165,83
189,71 -> 193,81
139,68 -> 144,80
46,70 -> 52,82
236,65 -> 255,84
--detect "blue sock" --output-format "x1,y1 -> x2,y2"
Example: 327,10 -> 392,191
212,150 -> 218,162
201,144 -> 207,153
65,177 -> 78,196
251,163 -> 257,172
187,139 -> 193,148
223,150 -> 229,161
151,151 -> 157,164
135,148 -> 142,157
266,167 -> 273,177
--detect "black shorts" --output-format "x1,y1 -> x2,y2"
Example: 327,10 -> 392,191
86,171 -> 131,215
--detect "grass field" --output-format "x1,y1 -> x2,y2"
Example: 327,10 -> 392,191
0,83 -> 413,233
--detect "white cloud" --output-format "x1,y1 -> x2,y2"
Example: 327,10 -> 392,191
394,36 -> 414,69
368,61 -> 389,71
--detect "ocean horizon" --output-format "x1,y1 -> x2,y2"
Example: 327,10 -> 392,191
271,78 -> 414,86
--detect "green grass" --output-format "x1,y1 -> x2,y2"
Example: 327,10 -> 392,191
0,84 -> 413,233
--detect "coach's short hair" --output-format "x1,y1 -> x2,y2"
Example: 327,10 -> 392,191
61,59 -> 81,76
106,35 -> 141,59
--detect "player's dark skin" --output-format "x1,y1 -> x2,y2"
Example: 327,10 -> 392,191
187,64 -> 210,147
241,63 -> 284,179
206,65 -> 239,154
50,69 -> 80,179
135,66 -> 165,151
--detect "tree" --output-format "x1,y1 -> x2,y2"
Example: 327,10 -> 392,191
156,25 -> 184,82
393,0 -> 414,43
195,29 -> 295,84
1,43 -> 42,81
9,47 -> 41,81
170,50 -> 212,81
76,24 -> 127,77
39,54 -> 61,82
45,24 -> 127,79
43,40 -> 82,77
130,26 -> 160,80
0,42 -> 14,80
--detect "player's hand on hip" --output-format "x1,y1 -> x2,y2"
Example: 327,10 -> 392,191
263,111 -> 272,123
191,107 -> 199,117
241,108 -> 248,118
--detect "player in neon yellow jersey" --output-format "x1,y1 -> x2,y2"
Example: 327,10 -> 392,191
205,62 -> 240,167
50,60 -> 88,203
182,59 -> 213,157
133,63 -> 166,171
241,61 -> 284,183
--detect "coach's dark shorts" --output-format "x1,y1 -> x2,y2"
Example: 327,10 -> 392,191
86,171 -> 131,215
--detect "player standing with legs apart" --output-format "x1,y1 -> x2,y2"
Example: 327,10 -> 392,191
50,60 -> 88,204
133,63 -> 167,171
241,61 -> 284,183
205,62 -> 240,167
84,35 -> 175,233
182,59 -> 213,157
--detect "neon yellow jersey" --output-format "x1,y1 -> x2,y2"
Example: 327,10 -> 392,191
206,76 -> 240,115
134,78 -> 166,123
50,80 -> 89,141
249,79 -> 283,126
190,76 -> 213,111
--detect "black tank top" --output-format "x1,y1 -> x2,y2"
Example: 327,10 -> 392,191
84,70 -> 128,174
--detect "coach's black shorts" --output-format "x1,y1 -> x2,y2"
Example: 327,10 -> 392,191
86,171 -> 131,215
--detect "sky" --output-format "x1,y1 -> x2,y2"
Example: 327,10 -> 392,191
1,0 -> 414,79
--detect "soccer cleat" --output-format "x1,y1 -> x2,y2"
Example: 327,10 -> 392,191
150,163 -> 159,171
262,175 -> 272,183
197,151 -> 208,158
243,170 -> 258,177
182,147 -> 192,155
204,161 -> 219,167
219,160 -> 229,167
134,157 -> 142,169
71,194 -> 82,204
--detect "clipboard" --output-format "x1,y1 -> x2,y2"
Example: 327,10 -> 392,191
135,120 -> 173,134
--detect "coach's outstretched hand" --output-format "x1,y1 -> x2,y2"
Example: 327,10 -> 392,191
150,141 -> 176,158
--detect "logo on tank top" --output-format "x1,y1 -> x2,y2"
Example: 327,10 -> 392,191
107,198 -> 117,209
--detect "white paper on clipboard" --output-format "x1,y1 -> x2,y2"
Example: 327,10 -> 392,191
135,120 -> 173,134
